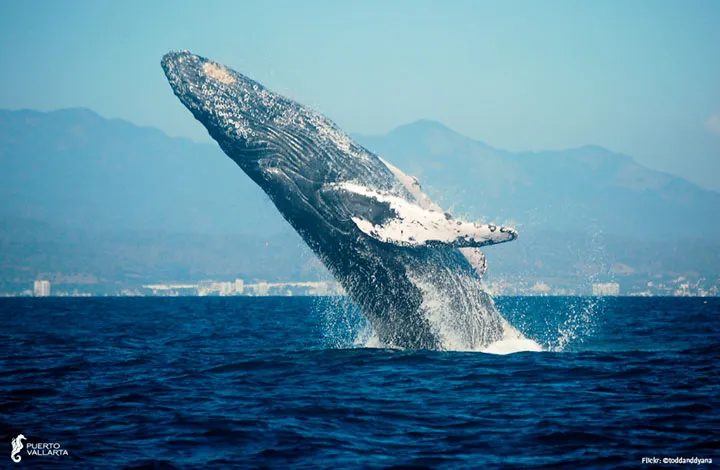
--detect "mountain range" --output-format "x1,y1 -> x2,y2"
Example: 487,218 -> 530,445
354,120 -> 720,239
1,108 -> 718,293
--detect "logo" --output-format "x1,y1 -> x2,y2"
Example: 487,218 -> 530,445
11,435 -> 25,463
10,434 -> 69,463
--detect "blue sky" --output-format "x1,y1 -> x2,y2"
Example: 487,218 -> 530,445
1,0 -> 718,189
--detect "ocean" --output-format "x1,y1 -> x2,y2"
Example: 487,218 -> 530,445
1,296 -> 718,469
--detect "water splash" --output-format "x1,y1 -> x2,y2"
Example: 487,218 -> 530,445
315,234 -> 600,355
482,320 -> 544,354
315,295 -> 373,349
318,289 -> 545,355
498,296 -> 600,352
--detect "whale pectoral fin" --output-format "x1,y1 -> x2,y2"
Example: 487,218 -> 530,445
460,247 -> 488,277
351,210 -> 518,248
379,157 -> 444,212
325,181 -> 518,248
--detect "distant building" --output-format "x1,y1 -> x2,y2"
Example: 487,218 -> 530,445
306,282 -> 329,296
592,282 -> 620,296
219,282 -> 233,296
34,280 -> 51,297
531,282 -> 551,296
143,283 -> 197,296
251,282 -> 269,296
197,280 -> 214,296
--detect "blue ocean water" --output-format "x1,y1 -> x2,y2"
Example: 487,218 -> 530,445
1,296 -> 718,469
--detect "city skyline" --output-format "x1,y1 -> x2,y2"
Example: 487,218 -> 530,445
6,276 -> 717,298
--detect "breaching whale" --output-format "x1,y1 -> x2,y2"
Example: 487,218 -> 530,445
162,51 -> 519,350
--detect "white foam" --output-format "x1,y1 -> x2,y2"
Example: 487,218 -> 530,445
481,321 -> 544,355
355,332 -> 386,349
352,321 -> 543,354
319,251 -> 544,354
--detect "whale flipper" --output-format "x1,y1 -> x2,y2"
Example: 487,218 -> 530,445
460,247 -> 488,277
379,158 -> 442,212
352,212 -> 518,248
379,158 -> 496,276
327,182 -> 518,248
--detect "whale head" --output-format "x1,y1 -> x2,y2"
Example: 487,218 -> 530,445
161,51 -> 369,186
161,50 -> 393,239
161,51 -> 279,166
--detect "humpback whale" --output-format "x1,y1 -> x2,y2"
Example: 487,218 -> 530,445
161,51 -> 519,350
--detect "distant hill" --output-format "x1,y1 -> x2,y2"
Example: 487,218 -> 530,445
0,109 -> 718,292
0,215 -> 321,293
354,120 -> 720,240
2,215 -> 716,294
0,108 -> 286,235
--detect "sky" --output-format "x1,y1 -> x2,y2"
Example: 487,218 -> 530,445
1,0 -> 719,190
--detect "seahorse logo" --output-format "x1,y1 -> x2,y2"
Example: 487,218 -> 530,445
11,434 -> 26,463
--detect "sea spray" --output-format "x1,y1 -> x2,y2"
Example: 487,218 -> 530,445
497,296 -> 599,352
316,285 -> 545,354
315,294 -> 373,349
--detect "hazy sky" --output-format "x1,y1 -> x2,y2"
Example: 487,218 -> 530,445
1,0 -> 718,190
